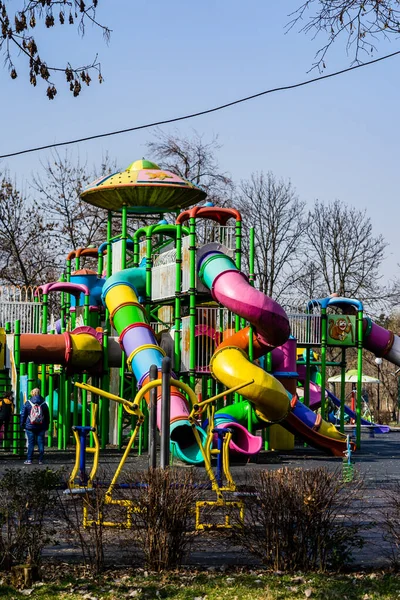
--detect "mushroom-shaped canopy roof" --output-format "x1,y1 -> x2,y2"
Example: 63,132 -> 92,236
80,159 -> 207,213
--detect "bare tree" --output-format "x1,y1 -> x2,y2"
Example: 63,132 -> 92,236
236,172 -> 308,301
0,1 -> 110,98
288,1 -> 400,70
146,129 -> 233,207
298,199 -> 387,304
32,150 -> 116,258
293,259 -> 325,305
0,175 -> 57,285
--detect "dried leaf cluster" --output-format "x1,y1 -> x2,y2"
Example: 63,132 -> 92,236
0,1 -> 109,98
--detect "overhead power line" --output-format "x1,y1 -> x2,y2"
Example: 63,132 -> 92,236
1,49 -> 400,160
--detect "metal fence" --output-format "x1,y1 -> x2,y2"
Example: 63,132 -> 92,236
181,307 -> 236,373
286,301 -> 322,346
287,313 -> 322,346
0,286 -> 42,333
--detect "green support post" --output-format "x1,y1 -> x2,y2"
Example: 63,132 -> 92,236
70,307 -> 76,331
119,205 -> 129,448
17,361 -> 26,456
99,210 -> 113,448
118,352 -> 126,449
101,347 -> 110,449
121,205 -> 127,270
133,233 -> 140,267
234,218 -> 241,334
58,371 -> 65,449
97,249 -> 104,277
356,308 -> 364,449
320,307 -> 327,420
64,376 -> 71,449
107,212 -> 113,277
91,375 -> 101,438
264,353 -> 273,451
66,257 -> 71,282
60,273 -> 66,333
145,230 -> 153,307
72,377 -> 79,428
340,348 -> 346,433
14,319 -> 20,371
33,295 -> 40,334
234,217 -> 242,402
48,362 -> 54,447
174,221 -> 183,373
27,362 -> 36,396
248,224 -> 255,429
249,228 -> 255,287
40,293 -> 48,401
83,294 -> 90,326
81,373 -> 88,427
207,377 -> 215,405
304,347 -> 311,408
248,225 -> 255,427
188,216 -> 197,391
13,320 -> 22,455
63,272 -> 72,331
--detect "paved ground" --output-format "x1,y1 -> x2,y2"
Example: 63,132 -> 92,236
1,428 -> 399,569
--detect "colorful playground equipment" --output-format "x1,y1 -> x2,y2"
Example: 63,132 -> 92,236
1,157 -> 400,525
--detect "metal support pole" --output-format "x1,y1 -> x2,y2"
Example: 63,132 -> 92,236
320,307 -> 327,420
160,357 -> 171,469
340,348 -> 346,433
356,308 -> 364,449
148,364 -> 158,469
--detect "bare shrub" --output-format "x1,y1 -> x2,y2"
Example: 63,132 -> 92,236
123,468 -> 203,571
0,468 -> 60,571
229,467 -> 364,572
57,478 -> 110,577
377,410 -> 392,425
380,480 -> 400,569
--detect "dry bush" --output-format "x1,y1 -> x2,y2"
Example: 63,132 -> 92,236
57,476 -> 111,576
229,466 -> 364,572
380,480 -> 400,569
0,468 -> 60,571
377,410 -> 393,425
122,468 -> 204,571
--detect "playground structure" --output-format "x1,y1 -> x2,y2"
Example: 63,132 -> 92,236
1,158 -> 400,526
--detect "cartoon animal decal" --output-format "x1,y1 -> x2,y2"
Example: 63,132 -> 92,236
328,316 -> 354,343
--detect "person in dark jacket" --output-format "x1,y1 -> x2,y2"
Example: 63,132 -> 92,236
0,391 -> 14,441
20,388 -> 50,465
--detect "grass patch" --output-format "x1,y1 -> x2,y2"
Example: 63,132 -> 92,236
0,569 -> 400,599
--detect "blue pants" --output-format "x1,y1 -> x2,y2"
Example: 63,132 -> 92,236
26,429 -> 45,462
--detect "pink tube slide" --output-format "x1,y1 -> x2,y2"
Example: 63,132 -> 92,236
213,422 -> 262,457
212,271 -> 290,348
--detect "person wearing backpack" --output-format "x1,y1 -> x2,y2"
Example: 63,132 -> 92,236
0,391 -> 14,441
20,388 -> 50,465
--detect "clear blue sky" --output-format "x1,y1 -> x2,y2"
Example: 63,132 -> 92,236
1,1 -> 399,286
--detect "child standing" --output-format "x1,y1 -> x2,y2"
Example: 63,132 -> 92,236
20,388 -> 50,465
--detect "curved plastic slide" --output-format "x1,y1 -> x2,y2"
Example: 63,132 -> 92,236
296,381 -> 390,434
204,399 -> 263,457
326,389 -> 390,433
102,266 -> 206,464
362,318 -> 400,366
198,247 -> 351,457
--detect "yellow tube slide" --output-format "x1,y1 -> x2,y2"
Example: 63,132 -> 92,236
211,347 -> 290,422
